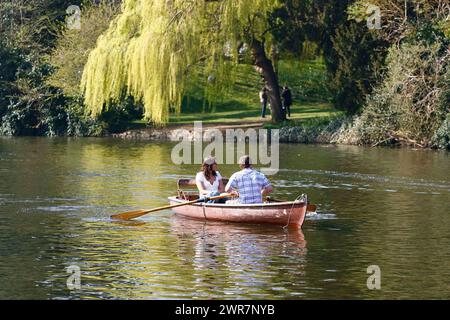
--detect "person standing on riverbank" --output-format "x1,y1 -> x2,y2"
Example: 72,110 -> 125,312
225,155 -> 273,204
281,85 -> 292,118
259,87 -> 268,118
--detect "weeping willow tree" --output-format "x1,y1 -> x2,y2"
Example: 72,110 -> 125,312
81,0 -> 285,124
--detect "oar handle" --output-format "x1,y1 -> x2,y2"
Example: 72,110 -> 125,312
142,193 -> 231,213
201,193 -> 233,203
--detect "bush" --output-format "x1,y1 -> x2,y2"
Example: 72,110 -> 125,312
64,97 -> 104,136
0,49 -> 65,136
431,114 -> 450,150
96,97 -> 144,134
0,1 -> 134,137
354,39 -> 449,147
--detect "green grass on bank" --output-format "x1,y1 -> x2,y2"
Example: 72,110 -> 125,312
167,102 -> 339,126
130,101 -> 340,128
128,59 -> 339,129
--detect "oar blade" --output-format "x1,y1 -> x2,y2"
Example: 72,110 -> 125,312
111,209 -> 148,220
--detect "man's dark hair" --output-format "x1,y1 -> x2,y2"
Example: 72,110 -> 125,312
239,155 -> 252,168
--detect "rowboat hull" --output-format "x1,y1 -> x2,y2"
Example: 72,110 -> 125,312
167,196 -> 307,227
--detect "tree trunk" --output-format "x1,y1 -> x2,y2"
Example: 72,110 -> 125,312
250,39 -> 285,123
270,44 -> 280,76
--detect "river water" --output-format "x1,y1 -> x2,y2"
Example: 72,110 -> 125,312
0,137 -> 449,299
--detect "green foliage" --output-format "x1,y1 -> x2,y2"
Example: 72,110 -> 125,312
431,114 -> 450,150
348,0 -> 450,44
268,0 -> 314,55
1,0 -> 448,145
0,0 -> 135,136
96,97 -> 144,134
327,22 -> 386,114
47,1 -> 121,96
0,42 -> 22,116
345,3 -> 450,148
354,41 -> 449,147
0,0 -> 82,52
0,46 -> 63,136
0,0 -> 109,137
81,0 -> 281,124
64,98 -> 104,136
411,22 -> 450,48
270,0 -> 387,114
180,58 -> 331,118
277,59 -> 331,103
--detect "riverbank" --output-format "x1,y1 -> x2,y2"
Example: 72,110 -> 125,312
112,121 -> 265,141
112,115 -> 450,150
113,101 -> 342,142
111,117 -> 354,144
277,116 -> 450,149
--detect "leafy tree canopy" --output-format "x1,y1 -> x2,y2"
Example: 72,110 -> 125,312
81,0 -> 281,124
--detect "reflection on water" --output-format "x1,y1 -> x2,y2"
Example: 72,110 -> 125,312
169,217 -> 307,299
0,138 -> 449,299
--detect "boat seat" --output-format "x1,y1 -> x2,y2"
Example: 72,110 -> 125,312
177,178 -> 229,201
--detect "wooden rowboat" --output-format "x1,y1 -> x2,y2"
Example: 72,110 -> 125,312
111,178 -> 310,224
167,195 -> 307,227
169,179 -> 307,227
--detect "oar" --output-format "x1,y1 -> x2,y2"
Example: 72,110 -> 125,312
111,193 -> 232,221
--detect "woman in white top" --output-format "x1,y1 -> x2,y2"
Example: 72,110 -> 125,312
196,156 -> 225,202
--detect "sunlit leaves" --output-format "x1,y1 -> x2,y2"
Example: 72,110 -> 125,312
81,0 -> 280,124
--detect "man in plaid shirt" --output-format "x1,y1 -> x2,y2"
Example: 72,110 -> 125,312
225,155 -> 273,204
